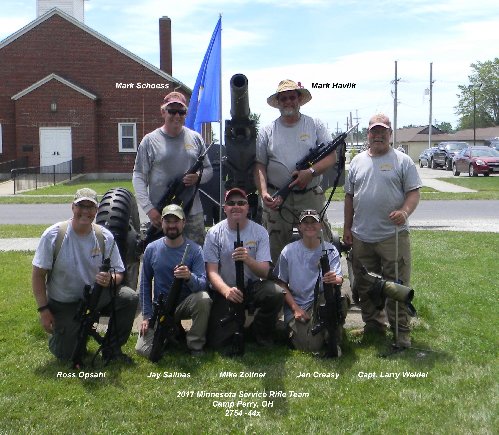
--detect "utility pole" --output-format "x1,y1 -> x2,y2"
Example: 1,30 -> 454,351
393,61 -> 399,146
349,112 -> 354,147
428,62 -> 434,149
353,109 -> 361,148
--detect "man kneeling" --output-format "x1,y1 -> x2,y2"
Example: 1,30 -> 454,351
136,204 -> 211,358
274,209 -> 345,356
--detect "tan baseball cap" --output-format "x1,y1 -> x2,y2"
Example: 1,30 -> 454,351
73,188 -> 98,205
161,204 -> 185,220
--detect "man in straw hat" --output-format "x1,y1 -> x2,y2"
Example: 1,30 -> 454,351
254,79 -> 335,263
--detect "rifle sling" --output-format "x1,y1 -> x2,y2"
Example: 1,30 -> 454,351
50,220 -> 106,280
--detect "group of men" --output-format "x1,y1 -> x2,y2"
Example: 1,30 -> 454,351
32,79 -> 422,363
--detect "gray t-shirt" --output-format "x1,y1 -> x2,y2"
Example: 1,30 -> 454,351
256,114 -> 330,189
274,240 -> 342,323
203,219 -> 271,287
132,126 -> 213,216
344,148 -> 423,242
32,222 -> 125,303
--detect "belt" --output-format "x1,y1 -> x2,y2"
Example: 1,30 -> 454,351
267,183 -> 318,194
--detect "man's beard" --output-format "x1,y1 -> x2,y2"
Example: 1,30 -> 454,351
279,107 -> 299,117
164,228 -> 182,240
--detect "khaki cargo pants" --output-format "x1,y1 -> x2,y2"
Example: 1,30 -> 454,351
351,231 -> 412,334
263,186 -> 334,263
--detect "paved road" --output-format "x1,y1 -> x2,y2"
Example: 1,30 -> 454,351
1,200 -> 498,230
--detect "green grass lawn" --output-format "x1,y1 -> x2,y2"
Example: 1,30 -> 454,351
1,231 -> 497,433
0,174 -> 497,204
0,224 -> 49,238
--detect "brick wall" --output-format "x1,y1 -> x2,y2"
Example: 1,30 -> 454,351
0,13 -> 187,173
14,79 -> 97,169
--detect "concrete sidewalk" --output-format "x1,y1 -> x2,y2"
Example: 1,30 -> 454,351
0,168 -> 479,196
421,178 -> 476,192
0,180 -> 14,195
0,238 -> 39,251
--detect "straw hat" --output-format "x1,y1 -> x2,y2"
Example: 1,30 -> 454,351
267,79 -> 312,108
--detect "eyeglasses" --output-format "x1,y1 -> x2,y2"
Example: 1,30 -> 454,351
225,200 -> 248,206
167,109 -> 187,116
278,94 -> 298,103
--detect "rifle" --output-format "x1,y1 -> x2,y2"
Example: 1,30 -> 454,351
219,223 -> 252,356
71,242 -> 115,369
272,124 -> 358,207
148,243 -> 190,362
141,143 -> 213,250
311,232 -> 345,358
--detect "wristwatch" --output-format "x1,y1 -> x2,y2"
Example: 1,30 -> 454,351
308,167 -> 316,176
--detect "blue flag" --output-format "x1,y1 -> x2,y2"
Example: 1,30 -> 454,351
185,17 -> 222,133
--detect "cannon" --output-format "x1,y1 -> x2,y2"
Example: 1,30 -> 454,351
224,73 -> 260,221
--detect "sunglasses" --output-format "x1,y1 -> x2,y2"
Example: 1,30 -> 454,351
167,109 -> 187,116
278,94 -> 298,103
225,200 -> 248,206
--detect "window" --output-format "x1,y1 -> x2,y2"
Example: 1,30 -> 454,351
118,123 -> 137,152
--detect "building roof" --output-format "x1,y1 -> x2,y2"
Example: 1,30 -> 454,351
397,125 -> 499,144
0,7 -> 190,93
12,73 -> 98,100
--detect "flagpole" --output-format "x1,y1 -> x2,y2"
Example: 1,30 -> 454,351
218,14 -> 223,221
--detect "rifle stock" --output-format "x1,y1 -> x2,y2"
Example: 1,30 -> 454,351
272,124 -> 358,206
149,244 -> 190,362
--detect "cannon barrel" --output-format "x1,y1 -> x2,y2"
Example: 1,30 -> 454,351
224,73 -> 258,221
230,73 -> 250,120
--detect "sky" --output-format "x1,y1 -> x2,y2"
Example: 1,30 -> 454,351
1,0 -> 498,134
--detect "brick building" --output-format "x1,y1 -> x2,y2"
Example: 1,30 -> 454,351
0,2 -> 189,176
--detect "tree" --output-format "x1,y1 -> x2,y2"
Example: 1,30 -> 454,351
249,112 -> 261,132
455,58 -> 499,129
435,121 -> 454,133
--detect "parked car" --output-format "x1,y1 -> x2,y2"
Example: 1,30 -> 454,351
418,147 -> 438,167
487,139 -> 499,152
452,146 -> 499,176
431,142 -> 469,170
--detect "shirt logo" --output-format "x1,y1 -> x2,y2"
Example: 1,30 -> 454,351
245,241 -> 257,250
